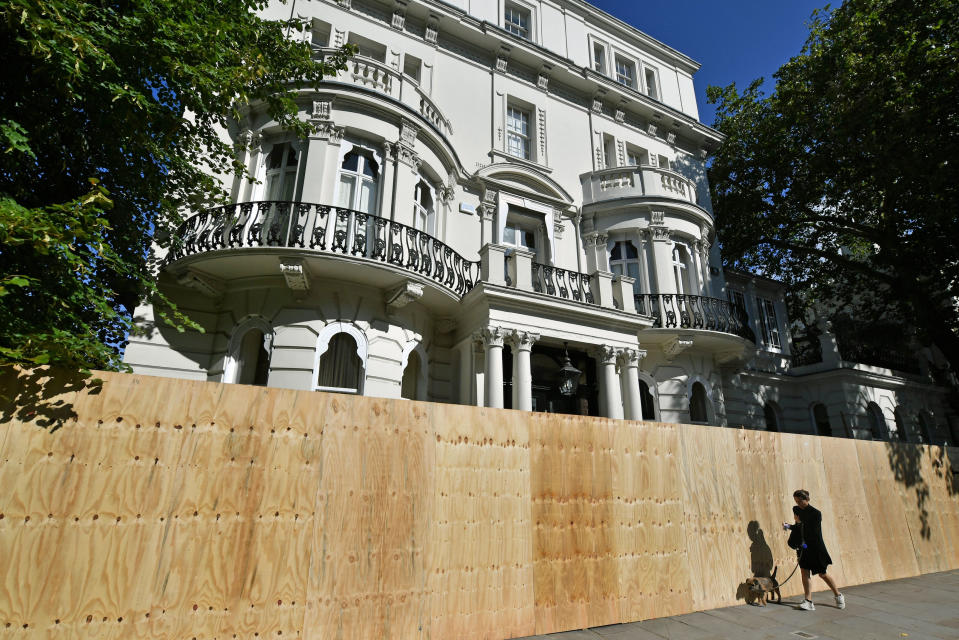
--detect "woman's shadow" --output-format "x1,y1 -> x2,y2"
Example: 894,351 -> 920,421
736,520 -> 775,604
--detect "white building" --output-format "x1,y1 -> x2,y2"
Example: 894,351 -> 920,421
125,0 -> 957,444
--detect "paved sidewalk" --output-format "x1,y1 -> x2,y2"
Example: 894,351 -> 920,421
516,570 -> 959,640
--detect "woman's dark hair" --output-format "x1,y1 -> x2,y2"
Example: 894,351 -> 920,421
793,489 -> 810,501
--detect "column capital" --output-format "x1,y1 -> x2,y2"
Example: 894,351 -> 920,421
475,326 -> 506,348
507,329 -> 539,352
617,347 -> 648,368
591,344 -> 620,365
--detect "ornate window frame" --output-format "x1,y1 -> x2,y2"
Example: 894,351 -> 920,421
312,322 -> 369,394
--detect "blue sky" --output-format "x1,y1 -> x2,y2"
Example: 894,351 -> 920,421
588,0 -> 832,126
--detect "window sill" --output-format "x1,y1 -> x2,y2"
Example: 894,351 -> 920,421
489,149 -> 552,173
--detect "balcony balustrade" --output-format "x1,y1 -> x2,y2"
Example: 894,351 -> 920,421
166,201 -> 479,297
166,203 -> 751,343
531,261 -> 595,304
580,165 -> 703,210
635,293 -> 754,341
317,49 -> 453,137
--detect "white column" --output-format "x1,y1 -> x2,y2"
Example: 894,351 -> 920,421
594,345 -> 624,419
618,348 -> 647,420
508,330 -> 539,411
479,327 -> 505,408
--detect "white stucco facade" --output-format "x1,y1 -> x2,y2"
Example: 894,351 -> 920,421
124,0 -> 957,445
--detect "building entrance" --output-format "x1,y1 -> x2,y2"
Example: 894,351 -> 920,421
503,343 -> 598,416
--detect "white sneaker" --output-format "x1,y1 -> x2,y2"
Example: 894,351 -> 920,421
835,593 -> 845,609
798,599 -> 815,611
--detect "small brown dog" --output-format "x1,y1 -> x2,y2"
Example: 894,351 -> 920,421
746,566 -> 781,606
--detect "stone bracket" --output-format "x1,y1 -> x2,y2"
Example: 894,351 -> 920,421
279,258 -> 311,294
386,281 -> 424,311
176,269 -> 223,300
663,335 -> 694,360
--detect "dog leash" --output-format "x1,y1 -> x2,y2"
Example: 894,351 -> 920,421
776,548 -> 804,587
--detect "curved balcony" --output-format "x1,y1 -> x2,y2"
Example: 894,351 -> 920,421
636,293 -> 756,342
165,201 -> 479,299
580,165 -> 707,215
317,49 -> 453,137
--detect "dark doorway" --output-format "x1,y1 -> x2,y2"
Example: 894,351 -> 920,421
503,344 -> 598,416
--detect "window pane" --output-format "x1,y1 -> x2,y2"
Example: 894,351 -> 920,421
503,226 -> 516,244
522,230 -> 535,249
625,242 -> 638,259
505,6 -> 529,38
363,156 -> 379,178
281,168 -> 296,201
338,175 -> 356,208
359,179 -> 376,214
342,150 -> 359,172
645,68 -> 658,99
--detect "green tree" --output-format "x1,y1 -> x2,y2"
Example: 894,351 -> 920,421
707,0 -> 959,374
0,0 -> 351,371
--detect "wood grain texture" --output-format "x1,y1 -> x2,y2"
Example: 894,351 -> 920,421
854,441 -> 920,581
0,369 -> 957,640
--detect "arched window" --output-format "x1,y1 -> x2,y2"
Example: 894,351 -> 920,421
917,411 -> 933,444
265,143 -> 299,201
672,244 -> 693,294
234,329 -> 270,385
689,381 -> 710,423
763,402 -> 780,432
316,333 -> 364,394
401,350 -> 421,400
413,179 -> 435,233
639,378 -> 656,420
610,241 -> 641,295
337,147 -> 379,214
894,408 -> 908,441
866,402 -> 886,440
812,403 -> 832,437
223,318 -> 273,386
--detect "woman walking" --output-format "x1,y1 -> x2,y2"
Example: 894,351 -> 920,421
785,489 -> 845,610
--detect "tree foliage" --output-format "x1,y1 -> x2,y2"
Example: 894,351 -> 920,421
707,0 -> 959,372
0,0 -> 350,371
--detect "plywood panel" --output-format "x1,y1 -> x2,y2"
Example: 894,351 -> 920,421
429,403 -> 533,640
531,413 -> 618,635
821,439 -> 883,586
777,433 -> 851,590
2,369 -> 959,640
732,429 -> 797,596
679,425 -> 748,611
854,440 -> 920,581
303,394 -> 432,639
612,420 -> 692,621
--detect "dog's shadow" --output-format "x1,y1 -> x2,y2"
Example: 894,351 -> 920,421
737,520 -> 777,606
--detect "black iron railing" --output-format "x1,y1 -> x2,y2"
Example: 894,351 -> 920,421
635,293 -> 755,341
165,201 -> 480,297
791,335 -> 824,367
531,262 -> 595,304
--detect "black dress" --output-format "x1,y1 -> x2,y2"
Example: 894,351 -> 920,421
793,505 -> 833,575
